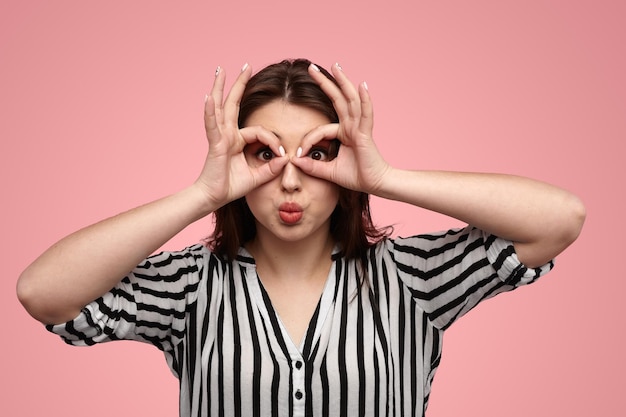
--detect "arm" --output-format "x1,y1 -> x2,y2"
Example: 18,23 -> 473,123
17,187 -> 212,325
376,169 -> 585,268
294,63 -> 586,268
17,64 -> 288,325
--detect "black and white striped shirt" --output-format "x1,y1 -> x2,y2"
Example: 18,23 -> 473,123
49,226 -> 552,417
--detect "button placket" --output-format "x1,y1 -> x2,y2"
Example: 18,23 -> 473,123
293,358 -> 305,403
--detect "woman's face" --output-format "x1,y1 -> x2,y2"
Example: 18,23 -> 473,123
243,100 -> 340,244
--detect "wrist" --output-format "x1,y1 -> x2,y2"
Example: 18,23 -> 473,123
368,166 -> 404,200
179,183 -> 222,222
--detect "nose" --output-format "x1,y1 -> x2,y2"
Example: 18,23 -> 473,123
280,161 -> 302,192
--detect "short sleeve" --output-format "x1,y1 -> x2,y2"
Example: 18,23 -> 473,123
46,243 -> 210,352
484,232 -> 553,286
392,226 -> 553,330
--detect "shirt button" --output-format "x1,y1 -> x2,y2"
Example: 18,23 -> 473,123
295,361 -> 303,369
295,390 -> 303,400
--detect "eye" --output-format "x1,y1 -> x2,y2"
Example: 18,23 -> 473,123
308,147 -> 329,161
255,147 -> 276,161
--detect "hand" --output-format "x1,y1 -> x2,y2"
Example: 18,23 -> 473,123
291,63 -> 391,194
196,64 -> 288,208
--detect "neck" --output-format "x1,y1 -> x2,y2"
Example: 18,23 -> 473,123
246,230 -> 335,284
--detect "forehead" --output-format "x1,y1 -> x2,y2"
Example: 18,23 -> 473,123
244,100 -> 330,138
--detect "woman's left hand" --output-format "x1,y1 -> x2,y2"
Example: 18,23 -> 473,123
292,63 -> 585,268
290,63 -> 391,194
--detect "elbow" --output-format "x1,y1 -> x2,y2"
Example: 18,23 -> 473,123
16,269 -> 67,325
16,269 -> 47,323
561,193 -> 586,248
516,194 -> 586,268
546,193 -> 586,261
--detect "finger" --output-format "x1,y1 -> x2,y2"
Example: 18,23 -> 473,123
330,63 -> 362,119
298,123 -> 341,157
209,66 -> 226,118
308,63 -> 350,119
239,125 -> 286,158
203,94 -> 220,146
252,156 -> 289,186
223,63 -> 252,123
358,82 -> 374,134
290,154 -> 337,183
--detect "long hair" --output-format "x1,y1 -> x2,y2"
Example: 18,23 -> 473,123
208,58 -> 391,261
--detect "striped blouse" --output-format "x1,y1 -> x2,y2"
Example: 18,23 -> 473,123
48,226 -> 552,417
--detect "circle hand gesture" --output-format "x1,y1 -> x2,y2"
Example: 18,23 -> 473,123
291,63 -> 391,195
196,64 -> 288,209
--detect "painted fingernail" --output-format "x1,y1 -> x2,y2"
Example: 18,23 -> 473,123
279,146 -> 286,157
215,66 -> 221,76
335,62 -> 342,70
310,63 -> 321,72
296,147 -> 303,158
241,62 -> 249,72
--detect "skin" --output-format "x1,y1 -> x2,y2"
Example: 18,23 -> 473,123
293,63 -> 586,267
243,102 -> 341,343
243,101 -> 340,247
16,62 -> 586,335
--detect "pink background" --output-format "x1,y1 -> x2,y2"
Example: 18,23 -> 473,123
1,0 -> 624,415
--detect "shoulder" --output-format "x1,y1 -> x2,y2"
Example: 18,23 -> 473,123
140,243 -> 229,271
370,227 -> 481,260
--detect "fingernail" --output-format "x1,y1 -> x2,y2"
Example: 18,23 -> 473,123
296,147 -> 303,158
362,81 -> 368,91
204,94 -> 209,103
241,62 -> 249,72
215,66 -> 221,76
279,146 -> 286,157
335,62 -> 342,70
310,63 -> 321,72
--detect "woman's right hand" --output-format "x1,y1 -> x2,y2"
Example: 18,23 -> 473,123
196,64 -> 288,210
17,64 -> 289,325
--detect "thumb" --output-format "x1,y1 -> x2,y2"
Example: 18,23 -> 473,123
291,156 -> 336,183
252,156 -> 289,185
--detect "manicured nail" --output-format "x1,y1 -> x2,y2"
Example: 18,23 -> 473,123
362,81 -> 368,91
241,62 -> 249,72
310,63 -> 321,72
279,146 -> 286,157
335,62 -> 342,70
296,147 -> 303,158
215,66 -> 221,76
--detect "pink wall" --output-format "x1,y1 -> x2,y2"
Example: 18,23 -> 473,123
2,0 -> 623,415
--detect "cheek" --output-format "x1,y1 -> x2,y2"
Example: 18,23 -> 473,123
317,183 -> 340,212
326,181 -> 340,198
244,181 -> 279,221
244,190 -> 263,219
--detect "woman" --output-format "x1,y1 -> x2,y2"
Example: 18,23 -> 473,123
17,59 -> 585,416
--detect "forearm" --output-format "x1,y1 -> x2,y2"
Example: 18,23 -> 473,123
17,184 -> 215,325
376,169 -> 586,267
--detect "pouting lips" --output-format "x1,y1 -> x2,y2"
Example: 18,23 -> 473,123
279,202 -> 303,224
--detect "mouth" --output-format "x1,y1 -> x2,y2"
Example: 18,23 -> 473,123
278,202 -> 303,224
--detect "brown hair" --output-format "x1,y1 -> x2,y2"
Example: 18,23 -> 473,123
208,58 -> 391,260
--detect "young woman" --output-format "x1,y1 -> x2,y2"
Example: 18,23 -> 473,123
17,59 -> 585,416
